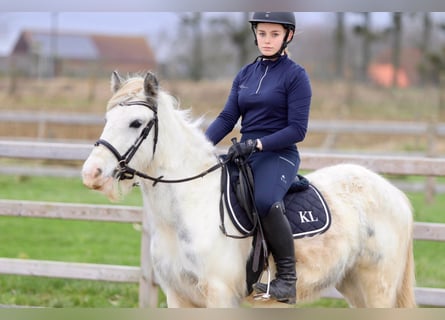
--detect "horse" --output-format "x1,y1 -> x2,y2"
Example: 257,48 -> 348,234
82,71 -> 416,308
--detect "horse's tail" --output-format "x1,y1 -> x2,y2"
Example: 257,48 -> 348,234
396,228 -> 417,308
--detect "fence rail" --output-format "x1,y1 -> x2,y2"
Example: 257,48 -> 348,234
1,140 -> 445,173
1,140 -> 445,307
0,258 -> 141,283
1,199 -> 444,242
1,110 -> 445,150
1,110 -> 445,136
0,111 -> 104,125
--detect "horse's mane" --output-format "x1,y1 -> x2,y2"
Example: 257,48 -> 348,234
107,74 -> 203,125
106,74 -> 211,152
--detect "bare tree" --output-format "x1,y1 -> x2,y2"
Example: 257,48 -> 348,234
391,12 -> 403,87
353,12 -> 373,82
334,12 -> 346,79
353,12 -> 392,83
418,13 -> 433,85
419,15 -> 445,85
209,12 -> 253,69
180,12 -> 204,81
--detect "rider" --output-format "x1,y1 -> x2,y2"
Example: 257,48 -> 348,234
205,12 -> 312,304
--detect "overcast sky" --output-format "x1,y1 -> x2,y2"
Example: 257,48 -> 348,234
0,12 -> 178,56
0,12 -> 341,57
3,0 -> 445,11
6,12 -> 445,58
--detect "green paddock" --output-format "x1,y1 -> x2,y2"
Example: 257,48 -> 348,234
0,175 -> 444,307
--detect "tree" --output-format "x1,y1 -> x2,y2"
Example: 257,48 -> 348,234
352,12 -> 392,83
418,14 -> 445,85
418,13 -> 433,85
353,12 -> 373,82
334,12 -> 346,79
390,12 -> 403,87
180,12 -> 204,81
209,12 -> 253,69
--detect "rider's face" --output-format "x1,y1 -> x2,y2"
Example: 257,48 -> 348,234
255,23 -> 291,57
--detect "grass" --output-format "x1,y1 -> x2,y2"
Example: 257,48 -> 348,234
0,174 -> 142,205
0,175 -> 143,307
0,277 -> 139,308
0,175 -> 444,307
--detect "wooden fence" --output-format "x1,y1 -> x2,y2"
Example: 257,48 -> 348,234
0,200 -> 158,308
0,140 -> 445,307
1,111 -> 445,195
1,110 -> 444,145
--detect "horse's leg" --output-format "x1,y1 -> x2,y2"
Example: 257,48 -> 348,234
339,259 -> 404,308
354,248 -> 415,308
164,282 -> 242,307
205,280 -> 243,307
164,289 -> 199,308
357,269 -> 400,307
336,271 -> 367,307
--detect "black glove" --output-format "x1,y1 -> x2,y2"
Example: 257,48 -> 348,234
227,139 -> 258,160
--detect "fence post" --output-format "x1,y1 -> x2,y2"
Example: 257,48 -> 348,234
37,118 -> 47,140
425,125 -> 436,203
138,204 -> 159,308
425,93 -> 439,203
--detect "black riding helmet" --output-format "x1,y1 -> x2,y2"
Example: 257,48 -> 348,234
249,12 -> 296,59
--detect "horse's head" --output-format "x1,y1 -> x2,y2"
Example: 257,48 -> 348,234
82,71 -> 159,201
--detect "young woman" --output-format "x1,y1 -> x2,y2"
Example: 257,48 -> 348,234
205,12 -> 312,304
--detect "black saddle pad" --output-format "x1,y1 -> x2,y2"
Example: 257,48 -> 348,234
283,183 -> 331,239
222,160 -> 331,239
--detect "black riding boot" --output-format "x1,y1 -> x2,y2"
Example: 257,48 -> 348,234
252,202 -> 297,304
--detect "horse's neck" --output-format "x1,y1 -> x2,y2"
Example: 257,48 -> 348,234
151,102 -> 218,175
140,102 -> 222,227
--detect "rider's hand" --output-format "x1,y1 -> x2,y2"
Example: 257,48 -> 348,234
227,139 -> 259,160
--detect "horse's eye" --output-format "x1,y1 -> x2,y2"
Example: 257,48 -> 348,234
130,120 -> 143,129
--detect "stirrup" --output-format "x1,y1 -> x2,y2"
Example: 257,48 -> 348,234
253,266 -> 272,301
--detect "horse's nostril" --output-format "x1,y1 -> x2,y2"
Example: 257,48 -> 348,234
94,168 -> 103,178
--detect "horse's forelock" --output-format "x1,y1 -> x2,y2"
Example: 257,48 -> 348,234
105,76 -> 199,130
106,77 -> 146,111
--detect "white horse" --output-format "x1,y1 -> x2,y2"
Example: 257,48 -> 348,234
82,71 -> 416,308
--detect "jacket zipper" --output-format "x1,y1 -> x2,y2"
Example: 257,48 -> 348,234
255,65 -> 269,94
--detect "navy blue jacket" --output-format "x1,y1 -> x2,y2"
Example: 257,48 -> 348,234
205,55 -> 312,151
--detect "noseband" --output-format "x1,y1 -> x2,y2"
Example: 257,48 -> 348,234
94,100 -> 159,181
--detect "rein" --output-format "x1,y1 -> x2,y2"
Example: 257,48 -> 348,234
94,99 -> 227,186
125,160 -> 226,186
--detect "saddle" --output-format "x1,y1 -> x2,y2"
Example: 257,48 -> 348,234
218,155 -> 332,294
219,156 -> 331,239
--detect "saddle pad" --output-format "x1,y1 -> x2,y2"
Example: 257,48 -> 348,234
284,184 -> 331,239
223,166 -> 331,239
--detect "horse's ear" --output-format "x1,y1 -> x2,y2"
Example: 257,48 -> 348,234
143,71 -> 159,98
111,71 -> 123,93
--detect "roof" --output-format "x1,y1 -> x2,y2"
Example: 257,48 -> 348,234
30,32 -> 99,60
92,34 -> 155,63
368,63 -> 409,88
11,30 -> 155,64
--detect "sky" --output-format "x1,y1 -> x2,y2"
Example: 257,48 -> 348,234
0,12 -> 180,56
0,12 -> 337,57
5,11 -> 445,59
2,0 -> 445,11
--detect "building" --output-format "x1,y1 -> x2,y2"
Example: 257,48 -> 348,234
9,30 -> 157,77
368,47 -> 422,88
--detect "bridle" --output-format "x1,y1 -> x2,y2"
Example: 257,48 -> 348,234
94,99 -> 225,185
94,99 -> 159,181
